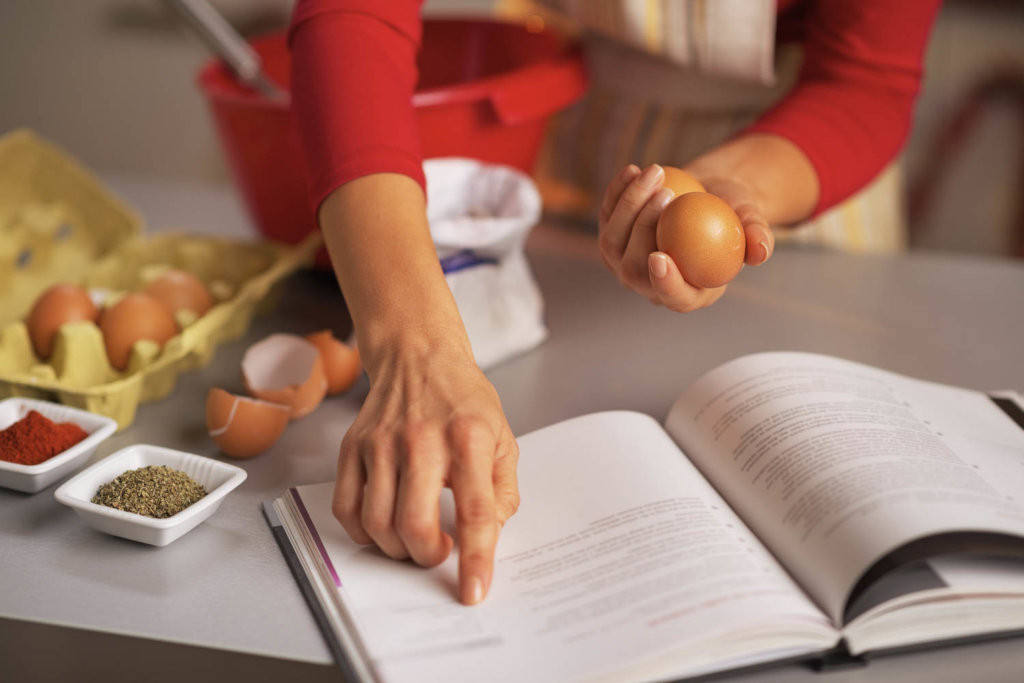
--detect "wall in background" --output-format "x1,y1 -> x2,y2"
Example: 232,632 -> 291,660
904,1 -> 1024,257
0,0 -> 249,183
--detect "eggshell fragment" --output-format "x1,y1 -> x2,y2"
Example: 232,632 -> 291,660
656,192 -> 745,289
661,166 -> 705,197
144,269 -> 214,317
305,330 -> 361,395
206,388 -> 290,458
26,283 -> 99,359
242,334 -> 328,418
99,293 -> 178,371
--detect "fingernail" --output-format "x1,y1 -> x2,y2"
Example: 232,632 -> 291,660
758,239 -> 770,265
464,577 -> 484,605
639,164 -> 663,187
650,253 -> 669,279
655,187 -> 675,208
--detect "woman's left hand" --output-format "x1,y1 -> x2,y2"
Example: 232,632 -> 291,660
597,163 -> 775,313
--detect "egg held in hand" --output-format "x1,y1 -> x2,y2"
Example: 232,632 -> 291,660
660,166 -> 705,197
26,283 -> 100,359
99,293 -> 179,370
656,192 -> 745,289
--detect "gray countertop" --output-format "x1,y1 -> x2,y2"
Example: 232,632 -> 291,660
2,175 -> 1023,682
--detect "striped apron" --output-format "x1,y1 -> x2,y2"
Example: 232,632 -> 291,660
497,0 -> 907,254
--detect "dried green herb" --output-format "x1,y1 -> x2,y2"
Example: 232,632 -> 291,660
91,465 -> 207,518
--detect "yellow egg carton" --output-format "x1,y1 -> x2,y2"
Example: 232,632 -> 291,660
0,129 -> 322,429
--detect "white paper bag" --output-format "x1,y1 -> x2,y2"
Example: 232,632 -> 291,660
424,158 -> 547,369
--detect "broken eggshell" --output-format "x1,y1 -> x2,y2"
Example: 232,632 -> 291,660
242,333 -> 328,418
305,330 -> 361,395
206,387 -> 290,458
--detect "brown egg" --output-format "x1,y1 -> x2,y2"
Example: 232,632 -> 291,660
144,269 -> 213,317
206,388 -> 290,458
305,330 -> 361,395
242,334 -> 328,418
26,283 -> 100,359
661,166 -> 705,197
99,293 -> 179,370
656,192 -> 745,289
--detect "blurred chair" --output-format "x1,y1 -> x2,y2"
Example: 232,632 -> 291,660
908,66 -> 1024,259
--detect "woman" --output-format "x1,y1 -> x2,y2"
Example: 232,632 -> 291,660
288,0 -> 940,605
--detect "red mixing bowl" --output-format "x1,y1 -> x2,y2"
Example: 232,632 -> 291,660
197,19 -> 588,249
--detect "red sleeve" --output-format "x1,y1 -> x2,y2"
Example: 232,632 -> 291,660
747,0 -> 941,215
289,0 -> 426,212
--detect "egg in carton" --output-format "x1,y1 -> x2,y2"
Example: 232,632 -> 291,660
0,129 -> 321,429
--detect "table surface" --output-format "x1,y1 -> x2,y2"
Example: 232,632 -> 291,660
2,174 -> 1024,683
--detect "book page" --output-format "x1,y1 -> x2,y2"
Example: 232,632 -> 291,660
842,555 -> 1024,654
665,352 -> 1024,624
289,411 -> 835,683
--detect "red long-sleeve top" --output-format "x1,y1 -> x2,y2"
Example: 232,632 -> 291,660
289,0 -> 941,216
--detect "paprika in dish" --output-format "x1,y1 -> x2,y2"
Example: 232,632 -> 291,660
0,410 -> 89,466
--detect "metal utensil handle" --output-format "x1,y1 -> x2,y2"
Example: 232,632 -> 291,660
162,0 -> 285,99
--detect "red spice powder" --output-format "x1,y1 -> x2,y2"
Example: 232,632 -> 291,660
0,410 -> 90,466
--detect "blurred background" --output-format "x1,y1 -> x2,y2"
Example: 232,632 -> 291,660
1,0 -> 1022,259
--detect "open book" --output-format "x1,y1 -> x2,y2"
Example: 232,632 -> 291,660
264,351 -> 1024,682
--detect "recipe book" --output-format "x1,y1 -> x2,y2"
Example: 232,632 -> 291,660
264,351 -> 1024,683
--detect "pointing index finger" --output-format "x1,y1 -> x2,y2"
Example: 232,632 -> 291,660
448,419 -> 500,605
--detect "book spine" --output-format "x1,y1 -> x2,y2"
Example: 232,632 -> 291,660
809,641 -> 867,671
260,501 -> 362,682
990,395 -> 1024,432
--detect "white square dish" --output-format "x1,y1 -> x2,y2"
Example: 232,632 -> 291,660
0,398 -> 118,493
53,444 -> 247,546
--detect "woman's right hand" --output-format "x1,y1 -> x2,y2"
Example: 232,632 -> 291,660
318,172 -> 519,606
334,333 -> 519,606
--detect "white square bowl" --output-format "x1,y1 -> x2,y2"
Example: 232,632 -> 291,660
54,444 -> 247,546
0,398 -> 118,493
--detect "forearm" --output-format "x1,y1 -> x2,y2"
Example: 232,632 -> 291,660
685,132 -> 820,227
745,0 -> 940,214
318,173 -> 473,377
320,172 -> 516,605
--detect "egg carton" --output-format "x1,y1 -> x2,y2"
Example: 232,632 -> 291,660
0,129 -> 322,429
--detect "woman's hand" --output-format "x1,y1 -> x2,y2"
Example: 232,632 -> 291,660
318,173 -> 520,605
335,335 -> 519,606
597,163 -> 774,312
